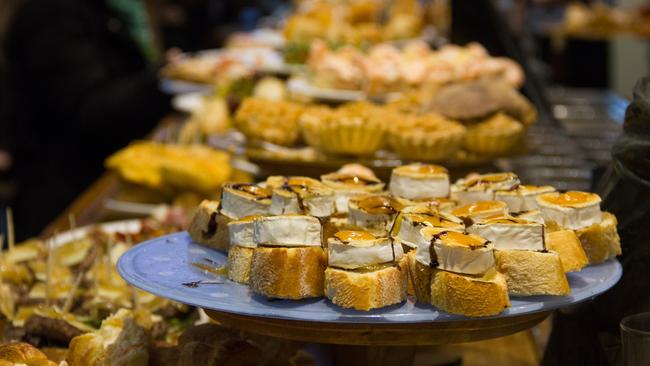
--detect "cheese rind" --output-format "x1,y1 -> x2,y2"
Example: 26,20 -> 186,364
328,237 -> 403,269
415,229 -> 495,275
227,218 -> 259,248
221,184 -> 271,219
467,221 -> 545,251
254,215 -> 322,247
389,164 -> 449,199
495,185 -> 556,212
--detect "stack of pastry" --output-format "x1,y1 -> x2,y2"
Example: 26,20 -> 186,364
187,163 -> 621,317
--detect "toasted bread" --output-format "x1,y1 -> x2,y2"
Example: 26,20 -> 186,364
226,246 -> 255,284
407,251 -> 434,304
575,212 -> 621,264
188,201 -> 232,252
249,246 -> 327,299
494,250 -> 570,296
430,268 -> 510,317
324,258 -> 407,311
546,230 -> 589,272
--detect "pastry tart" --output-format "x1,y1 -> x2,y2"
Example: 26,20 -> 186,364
325,230 -> 407,310
387,113 -> 466,162
451,200 -> 508,222
463,113 -> 524,156
234,97 -> 304,146
298,105 -> 333,149
304,101 -> 388,156
452,172 -> 520,204
266,176 -> 336,218
249,215 -> 327,299
389,163 -> 450,199
348,194 -> 405,236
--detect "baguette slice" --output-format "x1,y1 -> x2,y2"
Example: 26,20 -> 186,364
575,212 -> 621,264
430,268 -> 510,317
407,251 -> 434,304
546,230 -> 588,272
324,258 -> 407,311
494,250 -> 570,296
250,246 -> 327,299
188,201 -> 232,252
227,246 -> 255,284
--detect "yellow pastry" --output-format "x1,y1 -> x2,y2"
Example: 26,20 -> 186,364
387,113 -> 466,162
234,97 -> 304,146
464,113 -> 524,156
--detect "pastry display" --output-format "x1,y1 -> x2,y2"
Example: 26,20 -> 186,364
536,191 -> 621,264
249,215 -> 327,299
325,230 -> 407,310
307,41 -> 524,95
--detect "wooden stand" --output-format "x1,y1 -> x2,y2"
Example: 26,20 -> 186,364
206,309 -> 549,365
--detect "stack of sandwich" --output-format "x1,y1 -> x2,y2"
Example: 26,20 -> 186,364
188,162 -> 621,317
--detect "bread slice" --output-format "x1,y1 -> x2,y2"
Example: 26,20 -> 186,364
407,251 -> 434,305
545,230 -> 589,272
430,268 -> 510,317
575,212 -> 621,264
188,200 -> 232,252
494,250 -> 570,296
324,258 -> 407,311
249,246 -> 327,299
226,245 -> 255,284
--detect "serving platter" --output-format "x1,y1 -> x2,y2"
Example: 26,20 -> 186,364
118,231 -> 622,330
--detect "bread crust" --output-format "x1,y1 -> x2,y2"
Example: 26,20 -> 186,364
250,246 -> 327,299
324,258 -> 407,311
407,251 -> 434,304
575,212 -> 621,264
494,250 -> 570,296
188,203 -> 231,252
546,230 -> 588,272
227,246 -> 255,284
430,268 -> 510,317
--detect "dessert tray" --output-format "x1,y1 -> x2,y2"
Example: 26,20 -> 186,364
118,231 -> 622,324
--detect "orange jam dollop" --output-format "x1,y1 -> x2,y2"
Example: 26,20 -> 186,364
452,201 -> 505,217
541,191 -> 600,207
334,230 -> 376,243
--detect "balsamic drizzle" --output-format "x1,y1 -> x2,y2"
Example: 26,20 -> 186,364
182,280 -> 223,288
201,212 -> 218,239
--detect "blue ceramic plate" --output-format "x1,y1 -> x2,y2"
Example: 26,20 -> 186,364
118,232 -> 622,324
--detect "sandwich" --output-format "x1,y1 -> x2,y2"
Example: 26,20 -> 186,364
536,191 -> 621,264
391,206 -> 465,251
412,228 -> 509,316
249,215 -> 327,299
324,230 -> 407,311
188,183 -> 271,252
468,215 -> 570,296
321,168 -> 385,215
